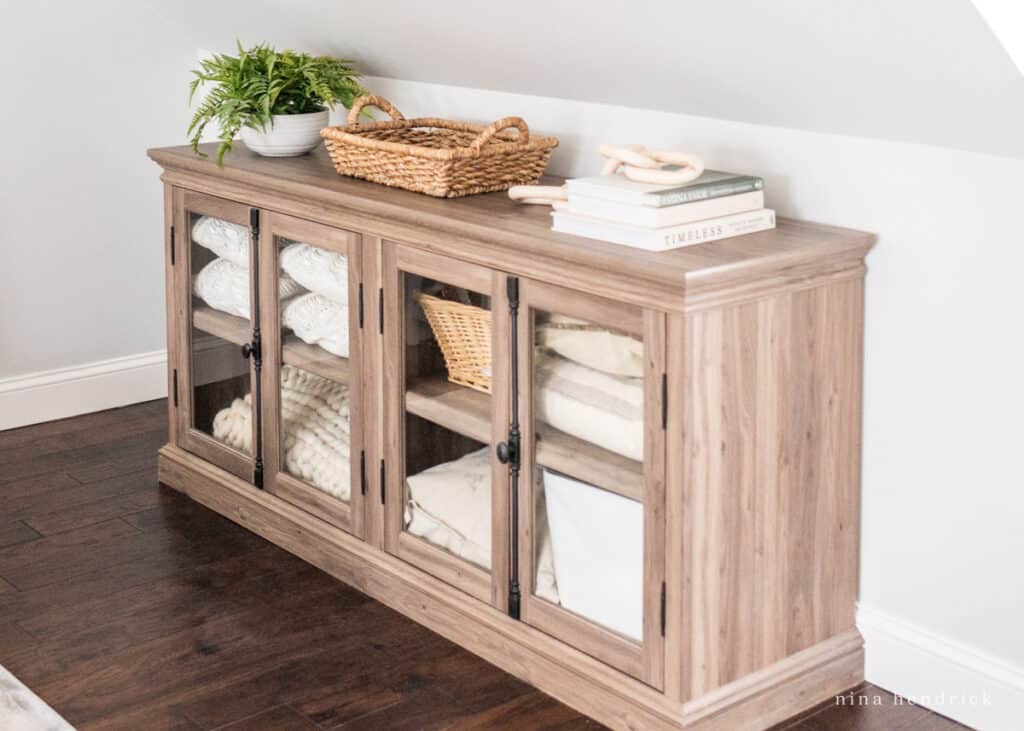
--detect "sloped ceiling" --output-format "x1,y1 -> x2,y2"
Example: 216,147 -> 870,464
159,0 -> 1024,158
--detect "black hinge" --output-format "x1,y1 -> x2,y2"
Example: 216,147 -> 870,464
172,368 -> 178,407
169,225 -> 175,266
253,461 -> 264,489
358,283 -> 364,329
379,460 -> 386,505
661,373 -> 668,430
378,288 -> 384,334
359,450 -> 367,495
660,581 -> 667,637
249,207 -> 260,238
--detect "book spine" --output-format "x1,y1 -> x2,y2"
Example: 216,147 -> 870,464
568,190 -> 764,228
649,178 -> 763,207
657,209 -> 775,249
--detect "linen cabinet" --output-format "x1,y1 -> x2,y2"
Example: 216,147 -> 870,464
150,143 -> 875,731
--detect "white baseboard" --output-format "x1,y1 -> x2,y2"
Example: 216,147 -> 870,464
0,351 -> 168,431
859,604 -> 1024,730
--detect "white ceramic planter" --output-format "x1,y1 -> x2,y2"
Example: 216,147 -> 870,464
240,109 -> 329,157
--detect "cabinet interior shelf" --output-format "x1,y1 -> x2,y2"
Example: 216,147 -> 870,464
192,304 -> 350,382
405,376 -> 643,501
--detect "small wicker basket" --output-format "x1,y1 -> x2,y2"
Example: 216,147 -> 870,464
321,95 -> 559,198
416,292 -> 492,394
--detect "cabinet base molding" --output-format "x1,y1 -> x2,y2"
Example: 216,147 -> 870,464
158,444 -> 862,730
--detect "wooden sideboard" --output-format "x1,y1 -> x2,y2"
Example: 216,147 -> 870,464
149,142 -> 874,731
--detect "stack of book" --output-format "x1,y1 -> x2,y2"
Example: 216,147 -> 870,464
552,170 -> 775,251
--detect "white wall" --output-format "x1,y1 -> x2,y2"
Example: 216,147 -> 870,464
2,4 -> 1022,728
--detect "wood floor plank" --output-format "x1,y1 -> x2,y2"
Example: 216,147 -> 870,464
0,399 -> 164,452
75,701 -> 203,731
2,467 -> 156,526
0,520 -> 41,549
216,705 -> 320,731
182,640 -> 395,729
0,471 -> 80,501
24,481 -> 163,535
0,401 -> 961,731
0,519 -> 142,589
445,691 -> 600,730
802,683 -> 934,731
0,620 -> 37,656
0,428 -> 166,486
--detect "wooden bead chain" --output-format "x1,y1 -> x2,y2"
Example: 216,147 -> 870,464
509,144 -> 705,206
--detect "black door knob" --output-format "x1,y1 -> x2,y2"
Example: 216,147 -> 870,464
241,343 -> 253,359
496,441 -> 511,464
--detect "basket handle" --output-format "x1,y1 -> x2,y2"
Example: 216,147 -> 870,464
471,117 -> 530,150
347,95 -> 406,125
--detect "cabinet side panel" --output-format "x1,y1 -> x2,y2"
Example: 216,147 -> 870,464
683,276 -> 864,698
164,183 -> 178,445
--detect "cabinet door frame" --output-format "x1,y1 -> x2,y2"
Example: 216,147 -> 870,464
380,241 -> 511,608
258,211 -> 366,538
517,278 -> 667,690
172,188 -> 257,483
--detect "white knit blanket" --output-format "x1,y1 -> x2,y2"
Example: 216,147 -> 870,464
213,366 -> 351,499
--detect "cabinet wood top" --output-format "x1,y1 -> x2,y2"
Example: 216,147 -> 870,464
150,143 -> 875,311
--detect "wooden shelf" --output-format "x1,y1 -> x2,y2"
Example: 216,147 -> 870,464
405,376 -> 643,501
281,334 -> 350,383
193,305 -> 349,383
193,305 -> 250,345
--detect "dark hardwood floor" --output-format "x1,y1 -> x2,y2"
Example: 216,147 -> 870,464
0,401 -> 971,730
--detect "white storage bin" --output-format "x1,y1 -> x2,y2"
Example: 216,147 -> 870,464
542,469 -> 643,641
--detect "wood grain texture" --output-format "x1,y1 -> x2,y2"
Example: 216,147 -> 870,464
2,402 -> 958,730
682,276 -> 865,699
259,211 -> 365,539
158,444 -> 873,731
380,242 -> 505,607
150,143 -> 875,314
173,188 -> 255,483
516,279 -> 665,689
153,149 -> 876,728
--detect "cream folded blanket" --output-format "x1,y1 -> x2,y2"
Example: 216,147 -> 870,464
535,352 -> 644,461
405,447 -> 560,605
212,365 -> 351,499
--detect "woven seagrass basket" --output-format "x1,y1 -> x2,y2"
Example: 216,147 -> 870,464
321,95 -> 558,198
415,292 -> 492,394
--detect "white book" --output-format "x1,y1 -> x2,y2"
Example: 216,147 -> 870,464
551,209 -> 776,251
568,190 -> 764,228
566,170 -> 763,207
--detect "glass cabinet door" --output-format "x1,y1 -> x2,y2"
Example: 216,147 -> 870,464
173,190 -> 258,482
517,279 -> 666,689
258,212 -> 365,537
381,243 -> 509,607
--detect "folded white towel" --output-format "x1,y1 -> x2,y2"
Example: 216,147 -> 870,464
191,216 -> 250,267
193,258 -> 303,319
281,292 -> 350,358
280,242 -> 349,305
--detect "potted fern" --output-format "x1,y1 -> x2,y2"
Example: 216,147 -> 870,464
188,43 -> 367,164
